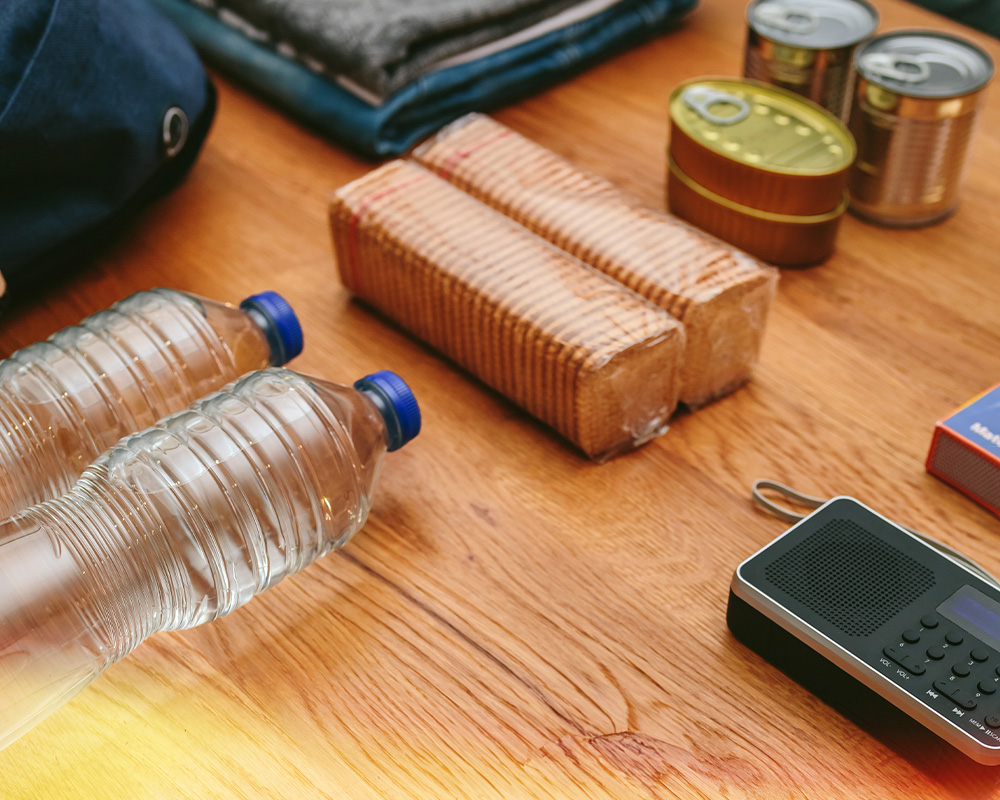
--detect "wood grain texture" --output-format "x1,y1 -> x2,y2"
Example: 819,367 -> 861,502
2,0 -> 1000,797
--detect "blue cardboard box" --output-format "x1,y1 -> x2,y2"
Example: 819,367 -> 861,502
927,383 -> 1000,517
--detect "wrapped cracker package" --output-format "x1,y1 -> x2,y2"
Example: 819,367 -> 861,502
329,160 -> 686,460
411,113 -> 779,408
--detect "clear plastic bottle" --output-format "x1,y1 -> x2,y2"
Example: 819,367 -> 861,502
0,367 -> 420,749
0,288 -> 303,519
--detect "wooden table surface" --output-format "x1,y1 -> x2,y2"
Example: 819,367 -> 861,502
3,0 -> 1000,797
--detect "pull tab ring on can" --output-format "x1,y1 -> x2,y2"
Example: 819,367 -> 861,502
753,3 -> 820,35
849,30 -> 994,227
681,87 -> 751,126
859,53 -> 932,84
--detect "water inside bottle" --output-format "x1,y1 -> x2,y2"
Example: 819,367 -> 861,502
0,290 -> 276,519
0,369 -> 398,750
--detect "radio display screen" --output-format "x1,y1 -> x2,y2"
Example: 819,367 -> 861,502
938,585 -> 1000,652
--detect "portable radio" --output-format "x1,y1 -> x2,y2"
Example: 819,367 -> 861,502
729,496 -> 1000,765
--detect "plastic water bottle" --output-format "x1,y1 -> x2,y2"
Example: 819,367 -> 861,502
0,288 -> 303,519
0,367 -> 420,749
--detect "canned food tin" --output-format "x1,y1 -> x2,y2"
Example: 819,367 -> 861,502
848,30 -> 994,227
668,77 -> 855,266
744,0 -> 879,121
667,159 -> 848,266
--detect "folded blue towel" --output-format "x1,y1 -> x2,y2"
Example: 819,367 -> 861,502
146,0 -> 698,159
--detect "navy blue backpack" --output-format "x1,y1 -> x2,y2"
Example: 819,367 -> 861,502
0,0 -> 216,306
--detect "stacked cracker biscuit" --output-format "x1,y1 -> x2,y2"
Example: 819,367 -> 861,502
412,114 -> 778,408
329,115 -> 777,460
330,160 -> 685,460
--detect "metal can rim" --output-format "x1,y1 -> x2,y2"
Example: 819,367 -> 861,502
668,155 -> 849,222
854,28 -> 995,98
745,0 -> 880,50
669,76 -> 856,177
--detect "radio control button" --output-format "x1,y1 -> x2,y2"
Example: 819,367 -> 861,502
946,631 -> 965,646
987,714 -> 1000,729
953,664 -> 972,678
979,681 -> 997,695
882,647 -> 926,675
921,614 -> 940,629
927,645 -> 946,660
971,648 -> 990,663
933,680 -> 977,710
902,629 -> 921,644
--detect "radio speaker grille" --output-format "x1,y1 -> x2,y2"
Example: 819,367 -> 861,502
764,518 -> 936,636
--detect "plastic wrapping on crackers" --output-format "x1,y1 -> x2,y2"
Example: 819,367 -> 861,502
329,160 -> 685,461
411,113 -> 779,409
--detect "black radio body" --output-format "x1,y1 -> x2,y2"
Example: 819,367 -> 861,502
729,496 -> 1000,765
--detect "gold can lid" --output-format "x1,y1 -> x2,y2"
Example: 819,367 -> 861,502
669,77 -> 855,176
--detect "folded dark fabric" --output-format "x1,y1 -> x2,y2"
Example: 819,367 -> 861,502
907,0 -> 1000,37
0,0 -> 215,304
146,0 -> 698,159
206,0 -> 588,97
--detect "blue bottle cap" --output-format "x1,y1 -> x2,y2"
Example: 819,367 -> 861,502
354,370 -> 421,452
240,291 -> 304,366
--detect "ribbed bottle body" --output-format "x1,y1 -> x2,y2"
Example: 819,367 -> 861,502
0,289 -> 275,519
0,368 -> 392,748
94,367 -> 389,629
